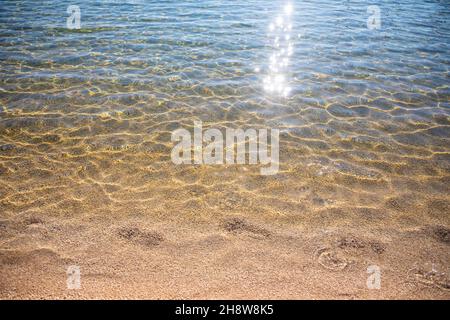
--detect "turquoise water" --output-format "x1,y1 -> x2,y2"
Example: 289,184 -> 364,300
0,1 -> 449,227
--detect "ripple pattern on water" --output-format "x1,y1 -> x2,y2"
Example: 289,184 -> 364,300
0,0 -> 449,230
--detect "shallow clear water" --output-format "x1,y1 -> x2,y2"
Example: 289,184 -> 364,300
0,0 -> 449,228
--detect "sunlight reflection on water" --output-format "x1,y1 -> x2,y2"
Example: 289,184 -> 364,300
262,3 -> 294,97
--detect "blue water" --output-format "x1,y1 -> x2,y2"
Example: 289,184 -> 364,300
0,1 -> 449,224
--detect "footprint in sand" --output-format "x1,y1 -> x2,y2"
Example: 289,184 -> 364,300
408,263 -> 450,291
117,227 -> 164,247
337,236 -> 386,254
337,237 -> 365,249
314,235 -> 384,271
427,225 -> 450,244
222,217 -> 271,240
23,217 -> 44,225
315,247 -> 350,271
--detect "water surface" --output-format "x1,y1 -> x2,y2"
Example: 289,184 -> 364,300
0,0 -> 449,229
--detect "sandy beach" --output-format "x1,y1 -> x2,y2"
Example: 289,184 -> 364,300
0,0 -> 449,299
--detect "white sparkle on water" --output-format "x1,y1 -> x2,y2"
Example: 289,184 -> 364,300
263,3 -> 294,97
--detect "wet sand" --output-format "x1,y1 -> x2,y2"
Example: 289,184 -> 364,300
0,217 -> 449,299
